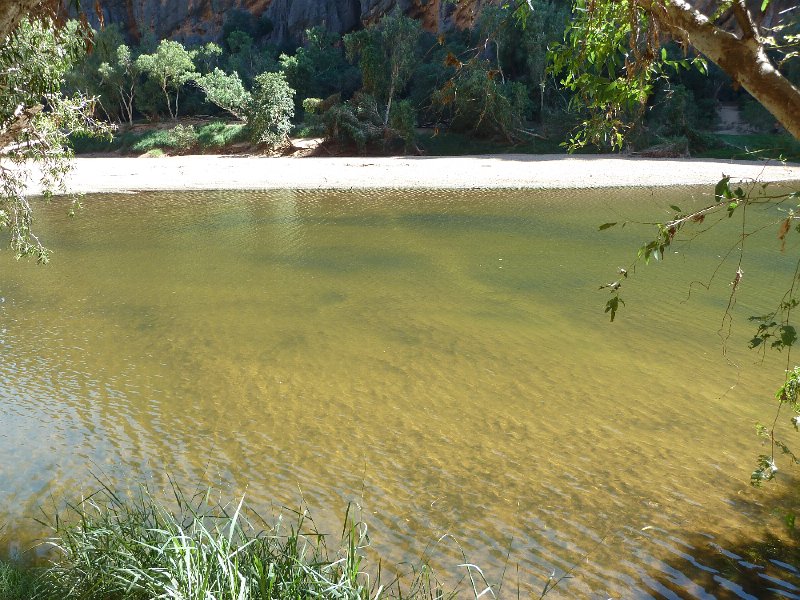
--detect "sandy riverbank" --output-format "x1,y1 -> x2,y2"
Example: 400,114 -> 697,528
22,154 -> 800,194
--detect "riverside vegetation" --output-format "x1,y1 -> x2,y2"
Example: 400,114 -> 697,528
62,4 -> 799,159
0,481 -> 509,600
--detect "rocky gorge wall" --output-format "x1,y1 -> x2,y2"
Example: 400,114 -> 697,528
68,0 -> 493,48
62,0 -> 794,54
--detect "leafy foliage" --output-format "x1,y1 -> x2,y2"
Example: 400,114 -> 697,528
223,30 -> 279,86
135,40 -> 198,119
598,175 -> 800,484
195,68 -> 252,121
279,27 -> 360,114
246,71 -> 295,148
0,17 -> 110,263
433,58 -> 529,142
344,10 -> 422,127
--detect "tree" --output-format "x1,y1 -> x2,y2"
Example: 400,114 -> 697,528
0,0 -> 46,38
279,27 -> 360,113
64,23 -> 127,123
433,58 -> 529,142
195,68 -> 252,121
136,40 -> 198,120
224,30 -> 278,85
245,71 -> 295,148
547,0 -> 800,148
560,1 -> 800,482
0,15 -> 109,263
344,10 -> 422,127
98,44 -> 141,125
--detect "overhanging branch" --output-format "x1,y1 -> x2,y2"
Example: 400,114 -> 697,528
0,104 -> 43,152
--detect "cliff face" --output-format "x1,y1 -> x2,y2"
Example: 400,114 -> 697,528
69,0 -> 793,50
73,0 -> 489,47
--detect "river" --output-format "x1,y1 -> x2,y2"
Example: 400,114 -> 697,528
1,187 -> 798,598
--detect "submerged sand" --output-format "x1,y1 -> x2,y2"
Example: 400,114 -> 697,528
22,154 -> 800,193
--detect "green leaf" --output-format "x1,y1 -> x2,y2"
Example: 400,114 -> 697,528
780,325 -> 797,348
715,176 -> 732,201
761,0 -> 770,11
604,295 -> 624,322
598,222 -> 617,230
661,47 -> 667,61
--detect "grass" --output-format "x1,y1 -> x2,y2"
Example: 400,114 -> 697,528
0,481 -> 507,600
418,130 -> 569,156
0,560 -> 37,600
693,133 -> 800,162
71,121 -> 248,156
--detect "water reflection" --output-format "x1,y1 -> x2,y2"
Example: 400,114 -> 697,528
1,188 -> 798,597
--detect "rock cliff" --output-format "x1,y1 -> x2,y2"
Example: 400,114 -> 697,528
64,0 -> 794,51
68,0 -> 490,47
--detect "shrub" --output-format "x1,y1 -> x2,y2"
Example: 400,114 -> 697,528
320,93 -> 417,154
166,123 -> 198,151
130,129 -> 173,152
388,99 -> 417,152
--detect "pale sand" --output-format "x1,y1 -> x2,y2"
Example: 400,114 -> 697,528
23,154 -> 800,194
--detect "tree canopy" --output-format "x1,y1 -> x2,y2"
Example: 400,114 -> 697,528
0,10 -> 108,262
545,0 -> 800,147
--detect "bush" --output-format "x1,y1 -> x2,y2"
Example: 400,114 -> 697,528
388,99 -> 417,152
246,71 -> 295,148
741,97 -> 778,132
166,123 -> 198,151
320,93 -> 417,154
130,129 -> 173,153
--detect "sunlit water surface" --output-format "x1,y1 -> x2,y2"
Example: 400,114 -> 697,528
2,188 -> 800,598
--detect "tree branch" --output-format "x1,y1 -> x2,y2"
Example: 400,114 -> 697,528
0,104 -> 43,151
731,0 -> 758,40
644,0 -> 800,139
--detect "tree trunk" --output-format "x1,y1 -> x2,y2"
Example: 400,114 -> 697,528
162,83 -> 174,119
647,0 -> 800,139
0,0 -> 47,39
384,81 -> 395,128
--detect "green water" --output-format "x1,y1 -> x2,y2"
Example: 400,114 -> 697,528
1,187 -> 799,597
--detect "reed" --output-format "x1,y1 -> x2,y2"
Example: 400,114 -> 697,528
2,480 -> 500,599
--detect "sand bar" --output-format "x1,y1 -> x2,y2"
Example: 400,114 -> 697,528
22,154 -> 800,194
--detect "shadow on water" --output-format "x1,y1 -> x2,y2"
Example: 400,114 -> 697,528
648,482 -> 800,599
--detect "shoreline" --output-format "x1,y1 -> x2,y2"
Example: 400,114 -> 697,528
22,154 -> 800,194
